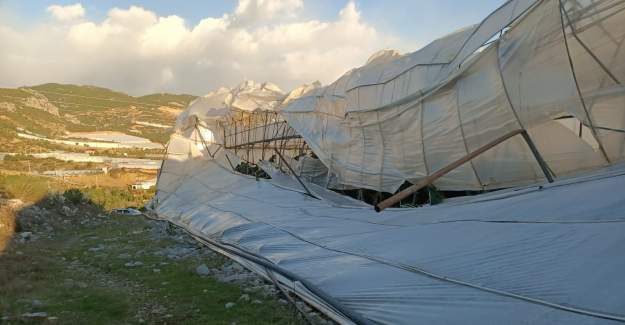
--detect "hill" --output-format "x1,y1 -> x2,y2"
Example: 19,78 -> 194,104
0,83 -> 197,149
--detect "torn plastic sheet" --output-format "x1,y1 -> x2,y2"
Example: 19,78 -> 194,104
154,140 -> 625,324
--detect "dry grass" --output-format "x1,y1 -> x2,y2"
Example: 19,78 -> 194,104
0,174 -> 56,203
0,207 -> 16,253
158,106 -> 183,117
69,170 -> 157,189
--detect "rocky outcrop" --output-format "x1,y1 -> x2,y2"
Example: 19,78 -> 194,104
63,113 -> 81,125
20,88 -> 60,116
0,102 -> 17,112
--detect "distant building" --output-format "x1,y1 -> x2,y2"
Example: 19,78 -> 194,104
42,169 -> 103,177
130,179 -> 157,190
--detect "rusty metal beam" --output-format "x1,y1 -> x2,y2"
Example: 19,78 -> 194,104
224,135 -> 302,149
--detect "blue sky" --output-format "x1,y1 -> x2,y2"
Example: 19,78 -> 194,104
0,0 -> 506,94
2,0 -> 504,48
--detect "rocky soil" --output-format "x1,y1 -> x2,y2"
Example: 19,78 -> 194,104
0,192 -> 335,324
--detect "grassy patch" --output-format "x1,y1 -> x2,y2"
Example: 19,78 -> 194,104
0,192 -> 304,324
83,187 -> 154,210
0,174 -> 53,202
0,173 -> 156,210
0,177 -> 309,324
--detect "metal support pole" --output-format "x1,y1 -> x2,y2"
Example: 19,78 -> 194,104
520,130 -> 555,183
496,38 -> 557,184
233,120 -> 238,156
223,152 -> 236,171
261,111 -> 268,160
558,0 -> 611,164
222,122 -> 227,148
247,114 -> 252,162
273,148 -> 318,199
224,135 -> 302,149
195,124 -> 216,158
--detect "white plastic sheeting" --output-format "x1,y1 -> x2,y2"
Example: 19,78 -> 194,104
154,133 -> 625,324
176,80 -> 285,133
154,0 -> 625,323
282,0 -> 625,193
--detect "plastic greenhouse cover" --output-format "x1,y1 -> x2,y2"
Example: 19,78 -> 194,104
155,0 -> 625,323
154,137 -> 625,324
281,0 -> 625,193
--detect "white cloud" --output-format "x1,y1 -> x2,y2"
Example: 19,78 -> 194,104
233,0 -> 304,26
142,15 -> 188,54
0,1 -> 408,95
47,3 -> 85,22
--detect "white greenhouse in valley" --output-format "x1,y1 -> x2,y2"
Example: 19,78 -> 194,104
152,0 -> 625,324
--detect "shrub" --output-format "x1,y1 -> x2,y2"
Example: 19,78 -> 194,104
82,187 -> 153,210
63,188 -> 85,205
3,154 -> 35,161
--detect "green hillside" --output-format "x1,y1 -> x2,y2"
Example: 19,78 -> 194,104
0,83 -> 197,149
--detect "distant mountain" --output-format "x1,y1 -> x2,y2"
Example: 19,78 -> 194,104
0,83 -> 197,147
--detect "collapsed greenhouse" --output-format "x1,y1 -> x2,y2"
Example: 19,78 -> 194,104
152,0 -> 625,323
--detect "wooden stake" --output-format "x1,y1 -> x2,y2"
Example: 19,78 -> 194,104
375,129 -> 525,212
